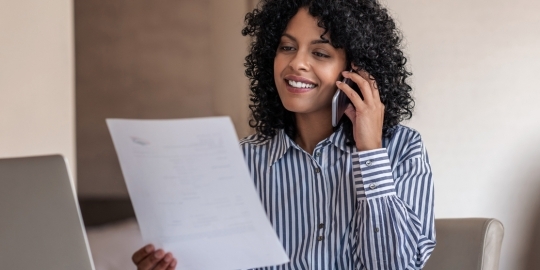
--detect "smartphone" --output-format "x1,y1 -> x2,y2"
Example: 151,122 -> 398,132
331,70 -> 363,127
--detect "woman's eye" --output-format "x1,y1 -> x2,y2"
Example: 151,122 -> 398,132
313,52 -> 329,58
280,46 -> 295,51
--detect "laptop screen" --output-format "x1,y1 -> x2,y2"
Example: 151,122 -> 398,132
0,155 -> 95,270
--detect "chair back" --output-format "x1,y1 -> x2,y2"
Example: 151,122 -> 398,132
423,218 -> 504,270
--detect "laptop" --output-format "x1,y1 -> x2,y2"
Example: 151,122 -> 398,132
0,155 -> 95,270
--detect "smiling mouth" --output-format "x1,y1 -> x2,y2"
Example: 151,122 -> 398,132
286,79 -> 317,89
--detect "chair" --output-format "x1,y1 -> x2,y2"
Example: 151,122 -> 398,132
423,218 -> 504,270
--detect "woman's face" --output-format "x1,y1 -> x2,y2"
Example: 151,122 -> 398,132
274,7 -> 347,117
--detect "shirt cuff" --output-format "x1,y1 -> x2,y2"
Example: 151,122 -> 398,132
352,148 -> 396,199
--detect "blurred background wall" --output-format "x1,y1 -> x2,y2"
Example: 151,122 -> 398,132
0,0 -> 76,178
385,0 -> 540,269
75,0 -> 253,197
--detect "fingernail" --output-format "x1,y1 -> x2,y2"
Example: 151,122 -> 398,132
164,253 -> 172,263
145,245 -> 153,253
154,249 -> 164,258
171,259 -> 177,267
336,81 -> 342,85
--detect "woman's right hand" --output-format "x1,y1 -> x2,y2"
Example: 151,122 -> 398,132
132,244 -> 177,270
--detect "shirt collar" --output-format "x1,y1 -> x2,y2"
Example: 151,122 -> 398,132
267,125 -> 355,167
327,125 -> 355,154
267,129 -> 294,167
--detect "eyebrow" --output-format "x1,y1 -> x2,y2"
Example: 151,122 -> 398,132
282,33 -> 330,45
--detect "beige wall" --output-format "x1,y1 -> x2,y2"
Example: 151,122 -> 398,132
384,0 -> 540,269
0,0 -> 75,177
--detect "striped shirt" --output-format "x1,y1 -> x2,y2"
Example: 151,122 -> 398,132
240,125 -> 435,270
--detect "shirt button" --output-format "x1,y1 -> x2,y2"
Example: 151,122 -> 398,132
317,236 -> 324,241
315,151 -> 321,157
365,160 -> 372,166
369,183 -> 377,190
314,167 -> 321,173
318,223 -> 324,229
375,227 -> 380,233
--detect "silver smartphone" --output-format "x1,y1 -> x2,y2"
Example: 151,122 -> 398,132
332,70 -> 362,127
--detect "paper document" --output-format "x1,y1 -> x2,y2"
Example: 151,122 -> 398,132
107,117 -> 289,270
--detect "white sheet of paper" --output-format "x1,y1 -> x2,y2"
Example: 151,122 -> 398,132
107,117 -> 289,270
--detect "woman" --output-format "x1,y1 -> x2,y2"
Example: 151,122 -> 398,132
132,0 -> 435,269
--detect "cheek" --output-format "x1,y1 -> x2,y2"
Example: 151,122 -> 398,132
274,55 -> 291,88
319,66 -> 343,86
273,58 -> 281,82
274,55 -> 286,73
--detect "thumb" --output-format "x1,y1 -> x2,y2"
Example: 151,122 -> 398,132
344,104 -> 356,122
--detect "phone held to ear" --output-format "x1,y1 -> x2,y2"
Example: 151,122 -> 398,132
331,70 -> 363,127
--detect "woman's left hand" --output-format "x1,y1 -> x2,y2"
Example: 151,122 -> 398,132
335,70 -> 384,151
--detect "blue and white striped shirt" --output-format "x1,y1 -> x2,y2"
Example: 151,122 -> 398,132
240,125 -> 435,270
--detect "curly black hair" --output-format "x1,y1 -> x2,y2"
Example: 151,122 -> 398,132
242,0 -> 414,144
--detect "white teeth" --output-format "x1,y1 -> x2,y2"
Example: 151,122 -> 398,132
287,80 -> 316,88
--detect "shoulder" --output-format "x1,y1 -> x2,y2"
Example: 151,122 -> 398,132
240,133 -> 271,148
239,133 -> 273,155
389,124 -> 423,143
239,133 -> 280,170
386,124 -> 427,162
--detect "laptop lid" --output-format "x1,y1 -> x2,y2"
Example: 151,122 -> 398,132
0,155 -> 95,270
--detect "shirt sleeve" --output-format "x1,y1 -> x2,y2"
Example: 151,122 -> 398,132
351,133 -> 435,269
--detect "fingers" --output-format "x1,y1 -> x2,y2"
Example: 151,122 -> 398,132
343,69 -> 381,102
343,104 -> 356,122
336,80 -> 364,110
132,244 -> 177,270
167,259 -> 178,270
341,71 -> 373,104
357,70 -> 381,101
132,244 -> 154,265
137,249 -> 167,270
153,253 -> 176,270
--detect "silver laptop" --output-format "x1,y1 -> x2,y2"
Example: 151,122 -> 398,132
0,155 -> 95,270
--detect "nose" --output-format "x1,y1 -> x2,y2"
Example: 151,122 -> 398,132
288,50 -> 310,71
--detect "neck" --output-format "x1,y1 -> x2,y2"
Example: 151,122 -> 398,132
294,110 -> 333,154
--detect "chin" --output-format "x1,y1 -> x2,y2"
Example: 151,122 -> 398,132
281,99 -> 324,115
281,102 -> 309,114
